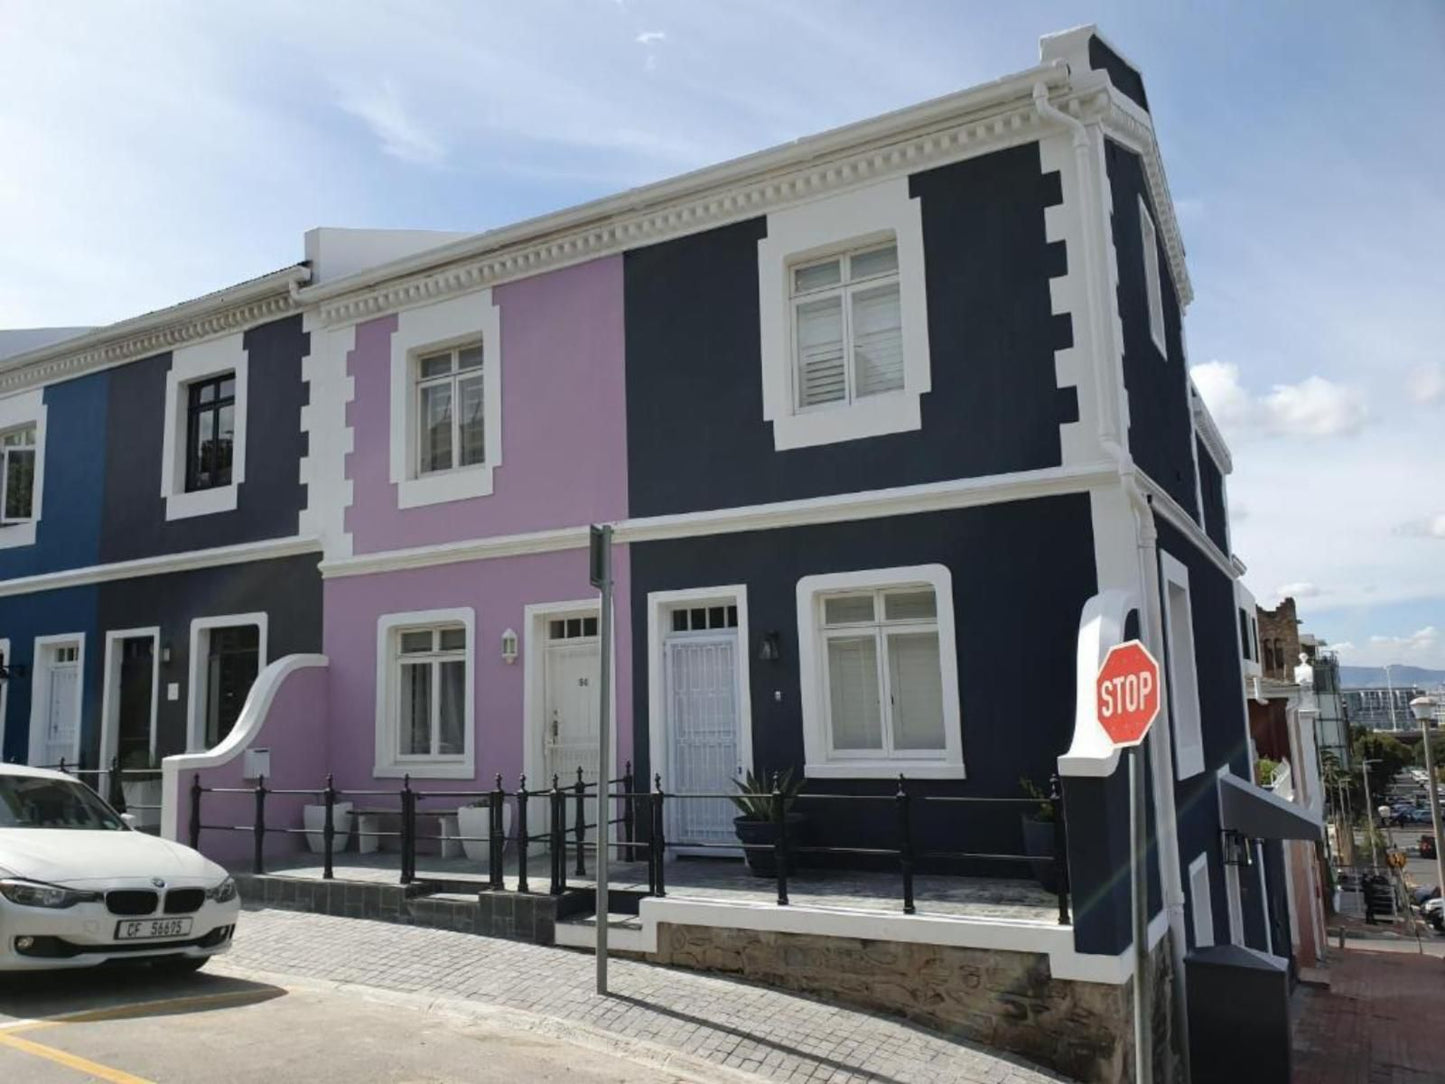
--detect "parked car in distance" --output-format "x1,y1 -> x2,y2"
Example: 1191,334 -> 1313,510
1422,897 -> 1443,933
0,764 -> 240,973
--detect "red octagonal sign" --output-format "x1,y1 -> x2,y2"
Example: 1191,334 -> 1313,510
1096,640 -> 1161,748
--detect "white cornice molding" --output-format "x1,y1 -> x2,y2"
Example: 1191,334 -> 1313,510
0,535 -> 321,599
320,464 -> 1119,579
1137,473 -> 1237,580
0,267 -> 311,397
1189,382 -> 1233,474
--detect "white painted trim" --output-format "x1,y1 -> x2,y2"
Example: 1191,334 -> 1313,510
160,333 -> 248,521
26,632 -> 85,766
98,626 -> 161,770
1259,840 -> 1276,956
160,653 -> 328,842
1059,587 -> 1137,778
0,535 -> 321,600
0,638 -> 10,757
1138,197 -> 1166,356
795,565 -> 962,780
320,463 -> 1118,579
0,267 -> 308,398
1187,852 -> 1214,948
521,598 -> 618,800
645,585 -> 754,825
757,178 -> 930,450
556,894 -> 1169,986
373,607 -> 476,779
388,292 -> 502,509
1190,384 -> 1233,475
1137,457 -> 1237,581
1160,551 -> 1204,780
186,612 -> 269,753
299,315 -> 356,556
0,389 -> 46,551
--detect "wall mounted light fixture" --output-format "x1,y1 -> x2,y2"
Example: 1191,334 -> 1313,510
1220,828 -> 1253,867
501,628 -> 519,665
758,631 -> 781,663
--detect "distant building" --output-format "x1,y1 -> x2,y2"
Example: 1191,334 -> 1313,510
1343,686 -> 1426,732
1300,634 -> 1349,769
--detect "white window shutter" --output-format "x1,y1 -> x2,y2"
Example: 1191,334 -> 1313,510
795,297 -> 846,407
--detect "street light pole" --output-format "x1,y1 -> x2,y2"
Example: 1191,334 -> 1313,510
1409,697 -> 1445,900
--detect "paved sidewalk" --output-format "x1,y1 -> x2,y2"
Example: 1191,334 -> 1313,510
1291,946 -> 1445,1083
219,907 -> 1064,1084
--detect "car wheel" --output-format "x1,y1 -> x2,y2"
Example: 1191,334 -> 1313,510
151,956 -> 208,974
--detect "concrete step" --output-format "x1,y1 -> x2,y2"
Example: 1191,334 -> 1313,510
554,912 -> 649,954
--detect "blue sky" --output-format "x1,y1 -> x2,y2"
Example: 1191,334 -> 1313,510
2,0 -> 1441,666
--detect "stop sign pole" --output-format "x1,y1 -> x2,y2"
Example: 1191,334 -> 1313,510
1096,640 -> 1162,1084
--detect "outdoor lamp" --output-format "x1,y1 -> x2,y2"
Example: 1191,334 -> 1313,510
1410,695 -> 1438,726
1220,829 -> 1253,867
500,628 -> 519,665
758,631 -> 781,663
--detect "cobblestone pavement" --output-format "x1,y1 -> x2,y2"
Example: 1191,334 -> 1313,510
1291,946 -> 1445,1083
218,907 -> 1065,1084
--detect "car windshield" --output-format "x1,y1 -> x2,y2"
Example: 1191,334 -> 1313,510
0,776 -> 126,831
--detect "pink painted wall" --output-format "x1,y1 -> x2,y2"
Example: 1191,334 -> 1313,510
181,661 -> 330,869
344,256 -> 629,554
322,546 -> 632,795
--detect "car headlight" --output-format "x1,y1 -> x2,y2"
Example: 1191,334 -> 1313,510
0,879 -> 102,909
205,876 -> 237,904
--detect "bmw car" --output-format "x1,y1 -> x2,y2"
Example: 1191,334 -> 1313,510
0,764 -> 240,972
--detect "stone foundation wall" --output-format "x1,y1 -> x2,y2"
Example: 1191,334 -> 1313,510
651,924 -> 1174,1083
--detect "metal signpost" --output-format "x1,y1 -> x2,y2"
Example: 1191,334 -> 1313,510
589,524 -> 613,996
1096,639 -> 1163,1084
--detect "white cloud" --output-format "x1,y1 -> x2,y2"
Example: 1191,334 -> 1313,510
636,31 -> 666,44
1192,361 -> 1367,439
1368,626 -> 1440,657
1276,582 -> 1319,600
337,79 -> 446,167
1409,362 -> 1445,404
1396,513 -> 1445,539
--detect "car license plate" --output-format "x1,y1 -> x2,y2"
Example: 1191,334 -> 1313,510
115,918 -> 193,941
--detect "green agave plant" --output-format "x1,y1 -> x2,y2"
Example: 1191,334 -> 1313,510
729,768 -> 804,821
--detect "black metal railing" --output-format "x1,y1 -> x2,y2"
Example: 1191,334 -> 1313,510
183,766 -> 1070,923
36,757 -> 163,819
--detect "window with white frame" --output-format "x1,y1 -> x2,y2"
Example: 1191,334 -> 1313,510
375,608 -> 475,777
1139,198 -> 1166,354
160,334 -> 247,522
1162,553 -> 1204,778
796,566 -> 962,779
757,178 -> 931,451
0,425 -> 36,525
791,241 -> 903,412
415,343 -> 486,476
1188,853 -> 1214,947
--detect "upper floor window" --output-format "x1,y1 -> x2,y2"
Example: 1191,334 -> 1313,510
388,293 -> 502,510
1,425 -> 36,525
795,565 -> 962,779
185,373 -> 235,492
1161,553 -> 1204,779
791,242 -> 903,412
1139,198 -> 1166,355
416,343 -> 485,476
757,178 -> 932,452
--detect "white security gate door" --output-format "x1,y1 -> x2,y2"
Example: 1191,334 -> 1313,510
43,646 -> 80,766
543,637 -> 600,837
664,631 -> 741,847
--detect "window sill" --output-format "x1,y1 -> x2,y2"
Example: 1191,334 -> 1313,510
0,521 -> 37,550
772,392 -> 921,451
804,760 -> 966,781
374,760 -> 475,780
166,483 -> 238,522
397,464 -> 494,510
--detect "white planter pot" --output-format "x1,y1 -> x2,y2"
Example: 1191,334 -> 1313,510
303,802 -> 353,854
121,779 -> 162,829
457,802 -> 512,863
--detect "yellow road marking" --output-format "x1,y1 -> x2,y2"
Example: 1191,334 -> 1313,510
0,1029 -> 154,1083
1,988 -> 281,1034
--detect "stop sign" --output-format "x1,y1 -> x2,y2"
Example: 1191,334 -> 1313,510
1096,640 -> 1161,748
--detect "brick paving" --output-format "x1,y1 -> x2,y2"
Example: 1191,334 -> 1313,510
1291,946 -> 1445,1083
218,906 -> 1066,1084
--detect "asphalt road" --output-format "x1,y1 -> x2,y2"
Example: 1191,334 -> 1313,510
0,963 -> 741,1084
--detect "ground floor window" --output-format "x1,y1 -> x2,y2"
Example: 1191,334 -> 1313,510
375,608 -> 475,778
795,565 -> 962,779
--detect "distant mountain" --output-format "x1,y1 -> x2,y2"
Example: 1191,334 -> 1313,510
1339,665 -> 1445,690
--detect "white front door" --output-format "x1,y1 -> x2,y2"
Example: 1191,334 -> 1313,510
42,644 -> 80,766
542,622 -> 600,839
664,630 -> 742,847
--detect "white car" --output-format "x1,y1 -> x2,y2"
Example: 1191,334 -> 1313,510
0,764 -> 240,973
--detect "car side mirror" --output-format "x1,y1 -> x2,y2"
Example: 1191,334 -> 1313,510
120,812 -> 138,829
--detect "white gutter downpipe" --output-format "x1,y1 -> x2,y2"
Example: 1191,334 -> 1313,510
1034,79 -> 1191,1082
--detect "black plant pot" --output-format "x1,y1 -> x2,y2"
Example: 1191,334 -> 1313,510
1021,814 -> 1058,893
734,813 -> 808,878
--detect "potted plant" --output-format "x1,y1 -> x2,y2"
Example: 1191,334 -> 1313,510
1018,777 -> 1060,893
730,769 -> 806,878
119,749 -> 163,830
457,797 -> 511,864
